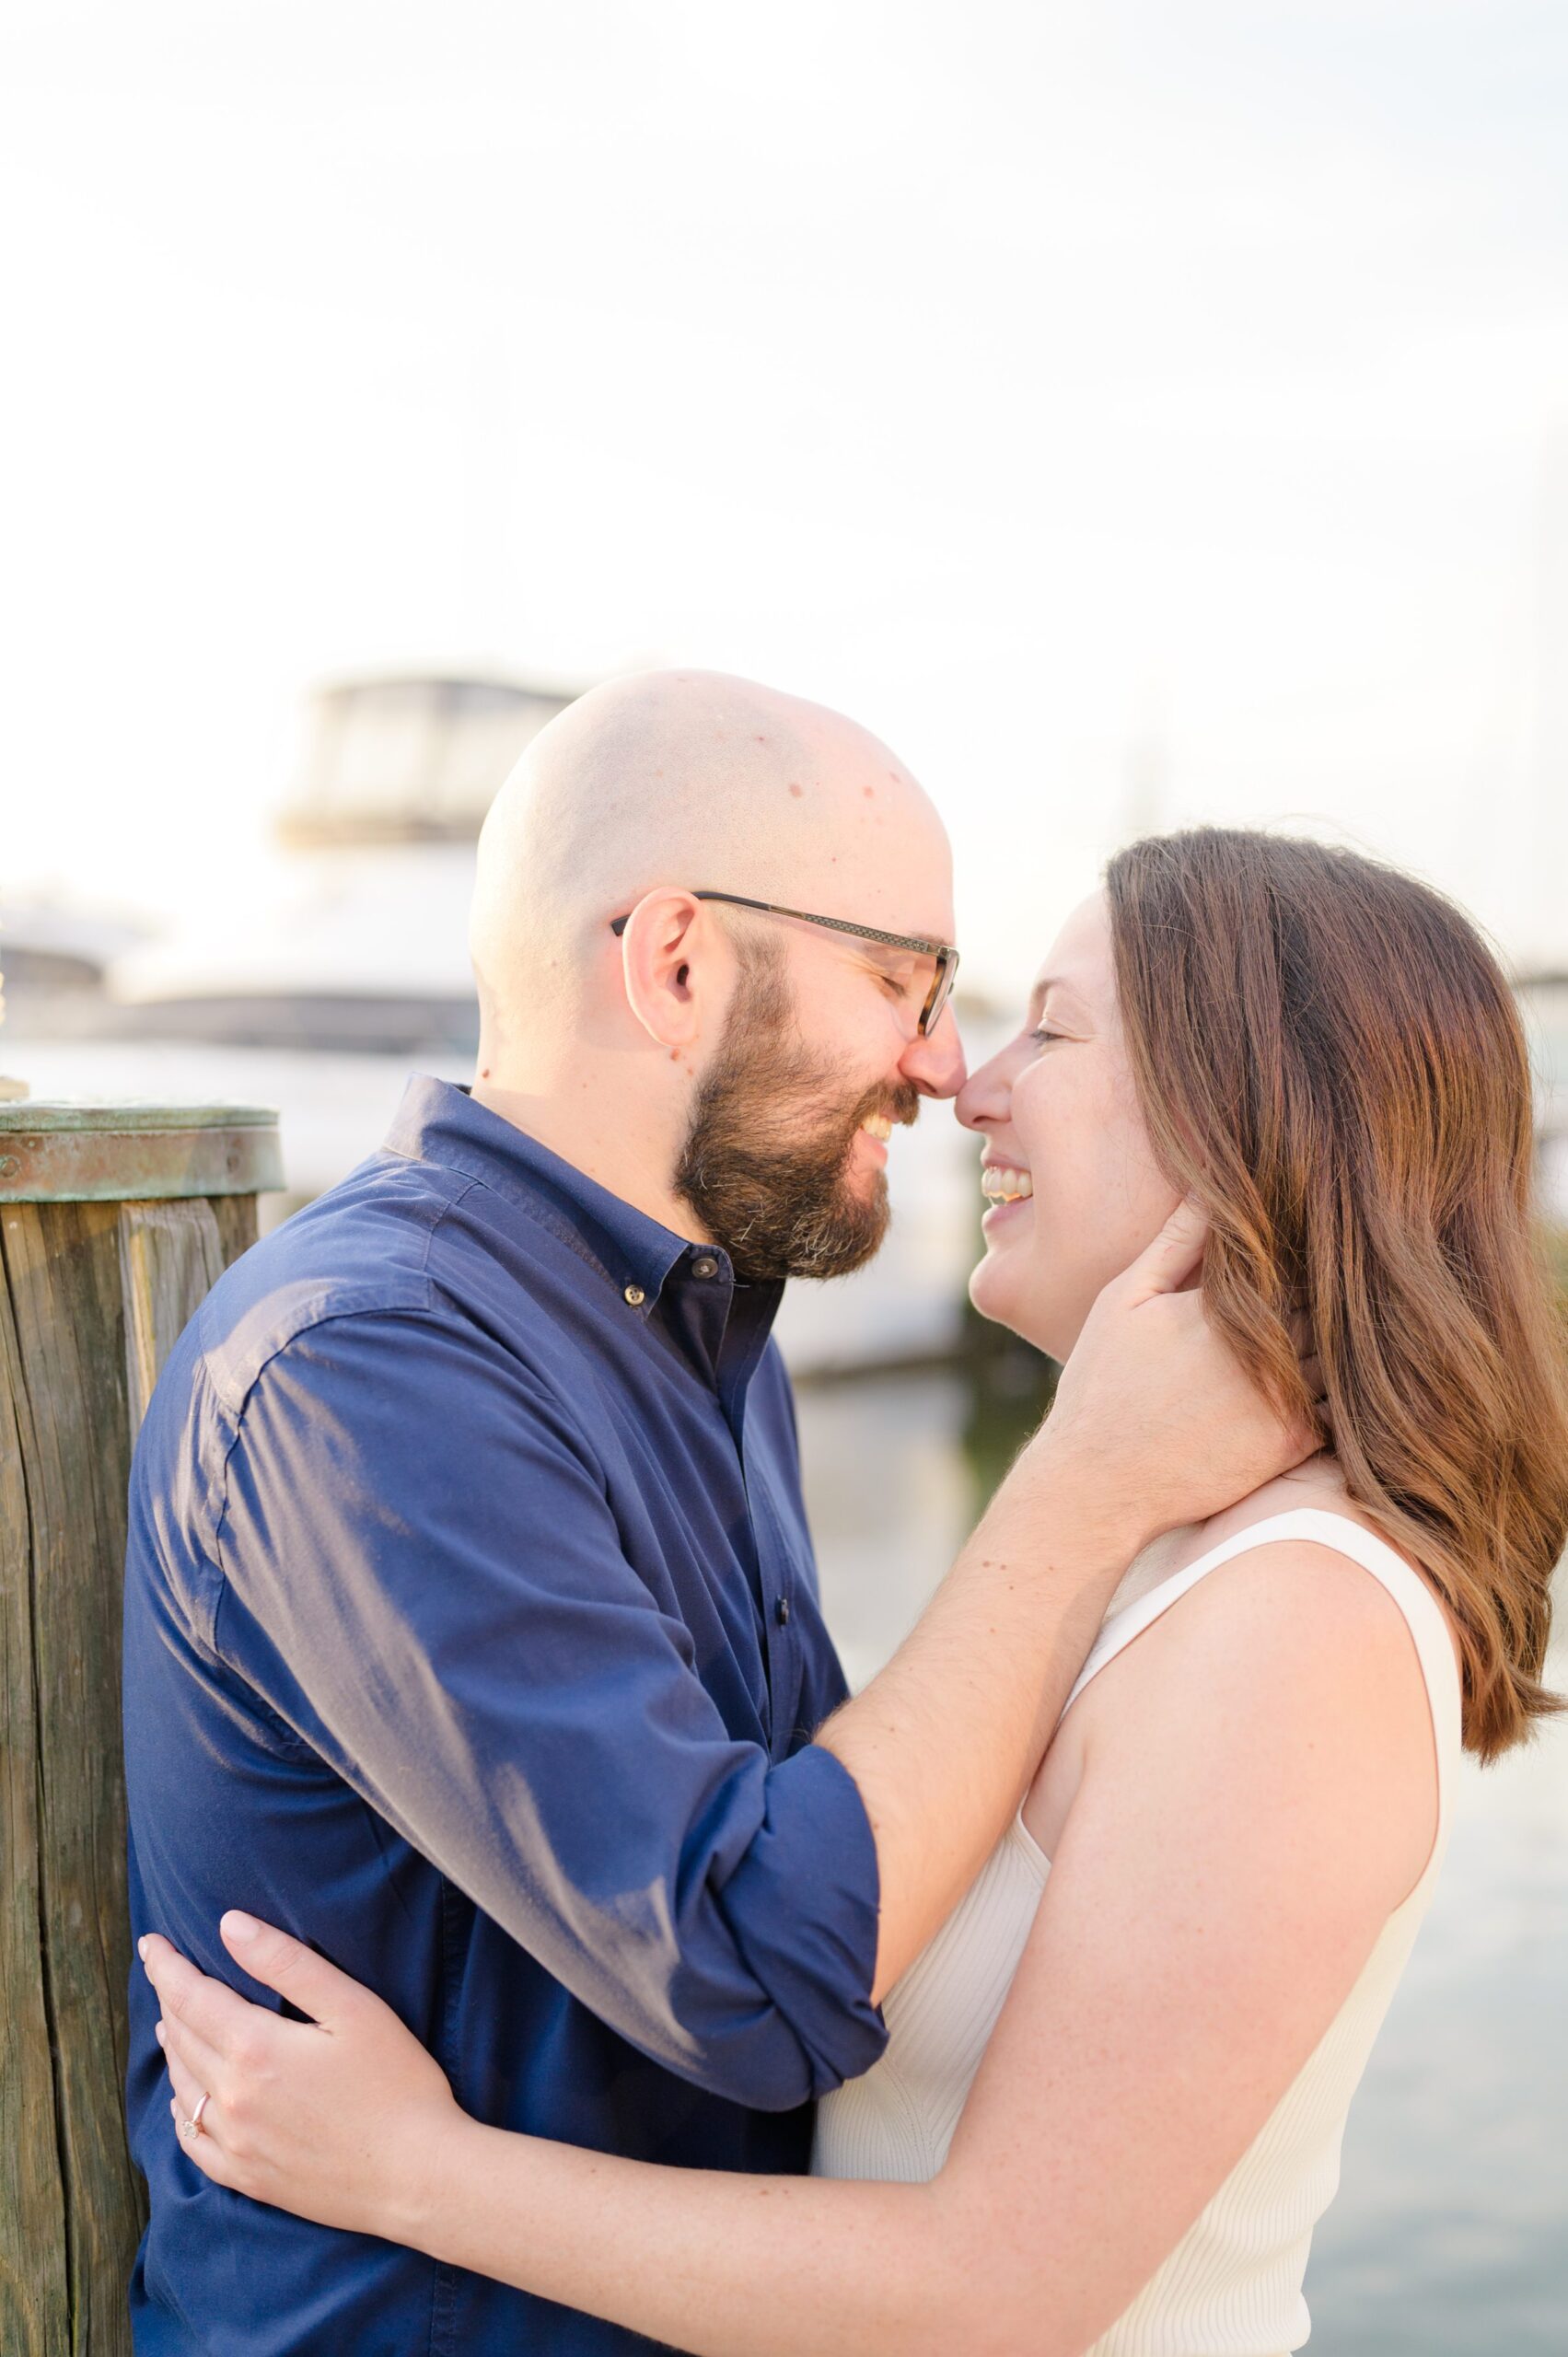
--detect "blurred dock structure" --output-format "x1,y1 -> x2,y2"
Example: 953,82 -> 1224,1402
1516,973 -> 1568,1225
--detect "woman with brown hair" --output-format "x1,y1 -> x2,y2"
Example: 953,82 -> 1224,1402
143,829 -> 1568,2355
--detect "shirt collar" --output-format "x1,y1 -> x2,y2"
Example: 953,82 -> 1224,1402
384,1074 -> 730,1315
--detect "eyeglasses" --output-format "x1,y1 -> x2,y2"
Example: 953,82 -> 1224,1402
610,889 -> 960,1037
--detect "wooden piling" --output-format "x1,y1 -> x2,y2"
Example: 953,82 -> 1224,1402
0,1102 -> 283,2357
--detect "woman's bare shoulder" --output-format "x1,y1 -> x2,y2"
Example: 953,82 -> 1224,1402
1155,1523 -> 1436,1680
1156,1460 -> 1460,1676
1084,1515 -> 1446,1906
1028,1483 -> 1447,1882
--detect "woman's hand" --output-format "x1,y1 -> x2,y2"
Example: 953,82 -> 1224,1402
140,1911 -> 465,2247
1040,1198 -> 1321,1549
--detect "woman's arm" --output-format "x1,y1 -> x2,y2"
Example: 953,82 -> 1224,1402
146,1926 -> 964,2352
146,1537 -> 1438,2357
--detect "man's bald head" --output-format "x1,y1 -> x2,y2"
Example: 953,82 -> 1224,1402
469,669 -> 952,1047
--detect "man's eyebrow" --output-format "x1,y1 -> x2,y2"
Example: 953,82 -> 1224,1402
859,938 -> 923,972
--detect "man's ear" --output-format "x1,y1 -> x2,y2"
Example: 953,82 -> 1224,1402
617,890 -> 715,1051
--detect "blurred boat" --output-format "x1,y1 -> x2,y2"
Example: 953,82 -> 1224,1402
4,670 -> 560,1210
4,670 -> 986,1376
0,900 -> 146,1036
104,672 -> 570,1057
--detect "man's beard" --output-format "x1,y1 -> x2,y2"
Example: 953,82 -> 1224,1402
673,944 -> 920,1283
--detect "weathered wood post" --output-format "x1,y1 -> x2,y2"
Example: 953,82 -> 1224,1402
1,1100 -> 283,2357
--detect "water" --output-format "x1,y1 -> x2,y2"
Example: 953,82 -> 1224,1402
795,1368 -> 1568,2355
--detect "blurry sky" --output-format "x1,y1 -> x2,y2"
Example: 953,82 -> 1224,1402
5,0 -> 1568,995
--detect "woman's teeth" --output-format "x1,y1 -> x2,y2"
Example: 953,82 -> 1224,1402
860,1114 -> 893,1143
981,1165 -> 1033,1204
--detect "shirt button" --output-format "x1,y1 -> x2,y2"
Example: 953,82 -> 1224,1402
775,1596 -> 791,1627
623,1284 -> 645,1307
691,1256 -> 719,1280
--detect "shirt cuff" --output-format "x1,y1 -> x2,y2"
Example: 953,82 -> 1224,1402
718,1740 -> 889,2096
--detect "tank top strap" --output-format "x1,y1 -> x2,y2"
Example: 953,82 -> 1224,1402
1060,1505 -> 1463,1847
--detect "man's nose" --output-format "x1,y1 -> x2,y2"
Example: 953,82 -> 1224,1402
900,1006 -> 968,1100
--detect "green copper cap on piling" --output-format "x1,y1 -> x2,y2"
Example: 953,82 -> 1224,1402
0,1099 -> 285,1202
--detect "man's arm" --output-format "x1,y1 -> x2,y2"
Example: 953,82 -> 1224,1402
212,1303 -> 886,2108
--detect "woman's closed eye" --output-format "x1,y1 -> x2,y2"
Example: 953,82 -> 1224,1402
1030,1027 -> 1064,1046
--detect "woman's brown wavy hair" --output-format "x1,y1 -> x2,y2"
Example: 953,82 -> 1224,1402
1105,828 -> 1568,1761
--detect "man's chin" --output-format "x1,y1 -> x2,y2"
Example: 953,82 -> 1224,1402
677,1140 -> 892,1283
761,1178 -> 890,1283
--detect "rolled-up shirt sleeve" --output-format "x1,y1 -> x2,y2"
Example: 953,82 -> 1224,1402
210,1304 -> 887,2109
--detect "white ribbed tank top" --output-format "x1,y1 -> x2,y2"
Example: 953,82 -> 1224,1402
812,1507 -> 1463,2357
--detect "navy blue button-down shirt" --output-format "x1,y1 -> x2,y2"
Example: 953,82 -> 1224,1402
122,1076 -> 886,2356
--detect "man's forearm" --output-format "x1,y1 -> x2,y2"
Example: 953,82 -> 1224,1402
816,1434 -> 1142,2003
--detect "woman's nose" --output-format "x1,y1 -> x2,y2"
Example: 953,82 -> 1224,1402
955,1050 -> 1010,1133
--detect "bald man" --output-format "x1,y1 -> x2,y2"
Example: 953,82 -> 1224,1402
122,673 -> 1303,2357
